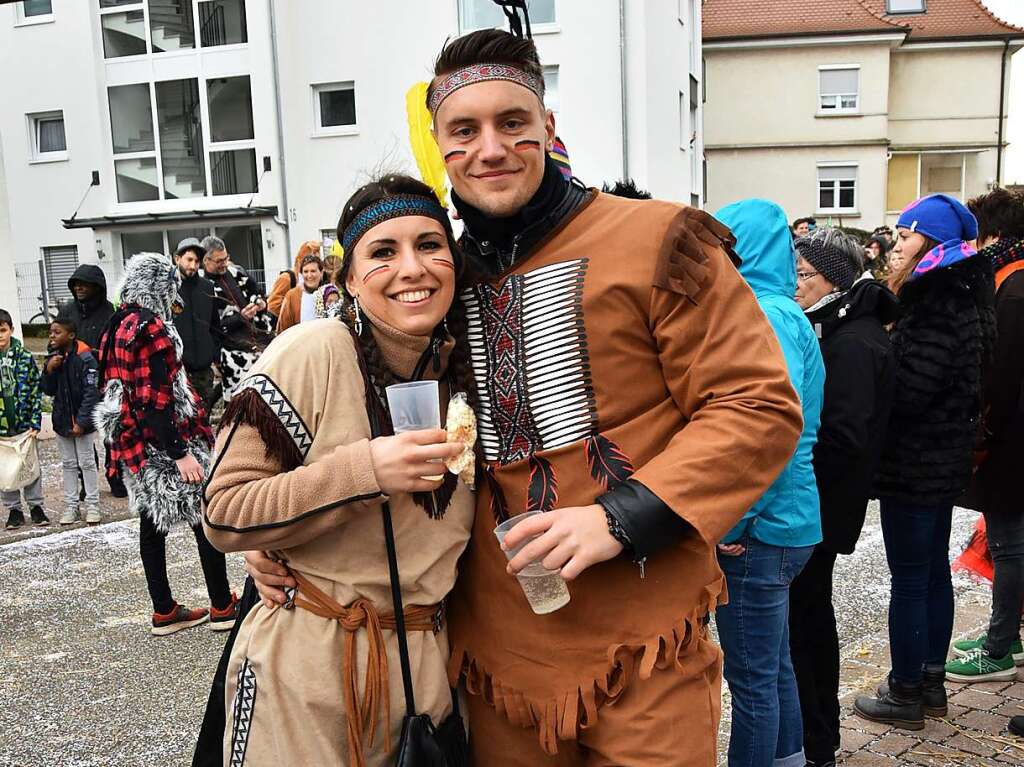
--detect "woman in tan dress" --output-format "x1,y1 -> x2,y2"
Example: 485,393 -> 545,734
203,175 -> 476,767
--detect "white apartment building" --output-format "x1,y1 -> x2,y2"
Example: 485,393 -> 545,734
0,0 -> 704,329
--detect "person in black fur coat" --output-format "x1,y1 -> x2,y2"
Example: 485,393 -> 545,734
943,189 -> 1024,688
855,194 -> 995,732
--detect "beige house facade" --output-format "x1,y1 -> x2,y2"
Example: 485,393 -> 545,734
703,0 -> 1023,229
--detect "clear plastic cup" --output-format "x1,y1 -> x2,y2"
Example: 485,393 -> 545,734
386,380 -> 440,432
386,381 -> 443,480
494,511 -> 571,615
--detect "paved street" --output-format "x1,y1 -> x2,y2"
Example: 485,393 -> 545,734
0,449 -> 1013,767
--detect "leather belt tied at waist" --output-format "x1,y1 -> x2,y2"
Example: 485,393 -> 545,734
288,569 -> 444,767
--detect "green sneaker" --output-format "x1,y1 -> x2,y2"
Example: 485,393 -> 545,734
945,648 -> 1018,683
953,634 -> 1024,665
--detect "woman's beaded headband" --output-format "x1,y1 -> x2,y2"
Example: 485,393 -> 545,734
428,62 -> 544,114
341,194 -> 450,254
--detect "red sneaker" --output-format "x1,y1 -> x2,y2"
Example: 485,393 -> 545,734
208,592 -> 240,632
151,602 -> 209,636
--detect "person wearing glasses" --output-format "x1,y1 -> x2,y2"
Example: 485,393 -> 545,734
791,228 -> 898,767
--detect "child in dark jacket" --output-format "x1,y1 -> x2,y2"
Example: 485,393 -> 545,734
41,318 -> 101,525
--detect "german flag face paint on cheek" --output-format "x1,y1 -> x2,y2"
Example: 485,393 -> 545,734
431,257 -> 456,271
362,264 -> 391,284
514,139 -> 542,153
443,150 -> 467,164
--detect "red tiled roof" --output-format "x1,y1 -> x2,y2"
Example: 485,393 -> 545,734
702,0 -> 906,40
863,0 -> 1024,40
703,0 -> 1023,42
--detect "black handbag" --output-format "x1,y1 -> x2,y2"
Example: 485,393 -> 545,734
381,499 -> 469,767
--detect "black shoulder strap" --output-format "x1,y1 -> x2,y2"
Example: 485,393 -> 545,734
353,325 -> 418,718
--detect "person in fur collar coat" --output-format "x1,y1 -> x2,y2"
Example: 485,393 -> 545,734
96,253 -> 237,636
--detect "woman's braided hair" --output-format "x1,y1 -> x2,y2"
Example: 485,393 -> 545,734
336,174 -> 479,411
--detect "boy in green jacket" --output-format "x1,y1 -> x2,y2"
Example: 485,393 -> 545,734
1,309 -> 49,528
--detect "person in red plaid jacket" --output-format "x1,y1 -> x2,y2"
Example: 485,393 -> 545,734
95,253 -> 238,636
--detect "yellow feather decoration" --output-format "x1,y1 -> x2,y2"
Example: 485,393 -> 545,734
406,82 -> 448,208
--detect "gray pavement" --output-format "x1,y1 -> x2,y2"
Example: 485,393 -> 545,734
0,482 -> 993,766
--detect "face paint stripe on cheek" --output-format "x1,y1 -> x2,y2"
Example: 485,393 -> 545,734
443,150 -> 467,164
430,257 -> 455,271
513,139 -> 542,152
362,264 -> 392,284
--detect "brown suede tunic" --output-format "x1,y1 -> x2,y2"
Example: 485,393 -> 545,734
446,192 -> 803,754
204,318 -> 474,767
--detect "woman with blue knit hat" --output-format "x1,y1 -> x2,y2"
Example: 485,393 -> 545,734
854,194 -> 996,731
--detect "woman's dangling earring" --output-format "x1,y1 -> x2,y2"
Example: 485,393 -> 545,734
442,315 -> 450,335
353,295 -> 364,336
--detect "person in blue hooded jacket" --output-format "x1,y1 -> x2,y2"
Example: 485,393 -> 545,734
714,199 -> 825,767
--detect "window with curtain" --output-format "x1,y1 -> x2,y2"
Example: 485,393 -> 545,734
29,112 -> 66,159
37,117 -> 66,153
819,67 -> 859,112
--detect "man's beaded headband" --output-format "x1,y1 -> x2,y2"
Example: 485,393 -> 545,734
342,194 -> 449,254
428,62 -> 544,114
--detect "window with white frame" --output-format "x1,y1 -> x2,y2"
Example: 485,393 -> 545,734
688,0 -> 699,73
886,0 -> 926,14
818,165 -> 858,213
108,74 -> 257,203
689,80 -> 701,196
679,91 -> 687,150
98,1 -> 248,60
819,66 -> 859,112
543,66 -> 559,113
313,82 -> 357,135
28,111 -> 67,161
17,0 -> 53,24
459,0 -> 555,32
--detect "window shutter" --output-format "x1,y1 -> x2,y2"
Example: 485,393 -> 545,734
42,246 -> 80,305
819,69 -> 858,95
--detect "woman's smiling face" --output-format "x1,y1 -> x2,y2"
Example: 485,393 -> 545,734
345,215 -> 456,337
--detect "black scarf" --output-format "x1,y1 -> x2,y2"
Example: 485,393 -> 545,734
981,237 -> 1024,275
453,154 -> 589,277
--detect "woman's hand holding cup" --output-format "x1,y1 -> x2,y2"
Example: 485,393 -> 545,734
369,429 -> 462,495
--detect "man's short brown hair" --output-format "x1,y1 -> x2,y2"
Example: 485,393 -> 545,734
967,187 -> 1024,244
428,29 -> 544,109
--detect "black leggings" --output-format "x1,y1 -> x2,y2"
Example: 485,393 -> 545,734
138,511 -> 231,614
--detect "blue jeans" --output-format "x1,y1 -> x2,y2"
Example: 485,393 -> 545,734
879,499 -> 954,684
717,538 -> 814,767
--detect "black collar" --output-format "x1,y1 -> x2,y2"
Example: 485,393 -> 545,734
454,155 -> 589,278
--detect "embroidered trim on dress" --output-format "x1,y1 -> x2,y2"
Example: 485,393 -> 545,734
233,374 -> 314,460
229,659 -> 257,766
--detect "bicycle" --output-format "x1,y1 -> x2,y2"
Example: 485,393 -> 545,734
26,293 -> 57,326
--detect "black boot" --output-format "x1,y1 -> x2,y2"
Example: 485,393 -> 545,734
876,663 -> 947,717
1010,715 -> 1024,737
855,675 -> 924,730
107,472 -> 128,499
